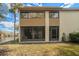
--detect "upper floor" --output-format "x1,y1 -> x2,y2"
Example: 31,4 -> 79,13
19,7 -> 79,26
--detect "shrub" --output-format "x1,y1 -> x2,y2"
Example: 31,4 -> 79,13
69,32 -> 79,42
62,33 -> 66,42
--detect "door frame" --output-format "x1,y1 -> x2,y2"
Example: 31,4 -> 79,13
49,26 -> 59,41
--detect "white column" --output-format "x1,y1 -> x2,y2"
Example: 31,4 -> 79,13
59,11 -> 62,42
45,11 -> 49,42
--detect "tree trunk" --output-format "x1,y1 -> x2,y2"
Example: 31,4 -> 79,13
14,13 -> 16,41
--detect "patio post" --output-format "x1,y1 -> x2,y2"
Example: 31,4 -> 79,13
45,11 -> 49,42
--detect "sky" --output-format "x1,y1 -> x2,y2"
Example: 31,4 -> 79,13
0,3 -> 79,32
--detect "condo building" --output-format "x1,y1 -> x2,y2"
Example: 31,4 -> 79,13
19,7 -> 79,43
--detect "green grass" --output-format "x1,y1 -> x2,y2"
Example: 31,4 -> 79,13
0,43 -> 79,56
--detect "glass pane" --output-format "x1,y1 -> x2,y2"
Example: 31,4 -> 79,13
24,27 -> 32,39
49,12 -> 59,19
49,26 -> 59,41
21,26 -> 45,41
51,29 -> 57,38
21,12 -> 45,19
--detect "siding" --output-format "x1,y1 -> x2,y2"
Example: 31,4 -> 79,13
20,18 -> 59,26
20,18 -> 45,26
50,19 -> 59,26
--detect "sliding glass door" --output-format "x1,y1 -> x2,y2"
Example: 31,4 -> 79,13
49,26 -> 59,41
21,26 -> 45,41
21,26 -> 59,41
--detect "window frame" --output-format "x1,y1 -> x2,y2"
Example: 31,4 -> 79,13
49,11 -> 59,19
21,12 -> 45,19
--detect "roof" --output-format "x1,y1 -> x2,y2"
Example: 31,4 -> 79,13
19,7 -> 62,12
18,7 -> 79,12
62,8 -> 79,11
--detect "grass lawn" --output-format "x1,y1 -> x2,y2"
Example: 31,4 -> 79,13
0,43 -> 79,56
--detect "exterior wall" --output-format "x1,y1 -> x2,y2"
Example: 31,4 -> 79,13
59,11 -> 79,41
20,11 -> 60,42
20,18 -> 59,26
0,31 -> 17,43
49,19 -> 59,26
0,33 -> 5,41
20,18 -> 45,26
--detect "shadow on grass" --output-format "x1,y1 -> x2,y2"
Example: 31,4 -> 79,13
1,39 -> 19,45
56,46 -> 79,56
0,48 -> 11,56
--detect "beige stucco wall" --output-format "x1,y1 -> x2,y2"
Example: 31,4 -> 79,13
59,11 -> 79,41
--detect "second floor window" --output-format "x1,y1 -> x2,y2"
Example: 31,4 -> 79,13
21,12 -> 45,19
49,12 -> 59,19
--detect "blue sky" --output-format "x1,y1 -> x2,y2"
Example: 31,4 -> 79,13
0,3 -> 79,32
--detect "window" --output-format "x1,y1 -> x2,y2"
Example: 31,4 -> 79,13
49,12 -> 59,19
21,12 -> 45,19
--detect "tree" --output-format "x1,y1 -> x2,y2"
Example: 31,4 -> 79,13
0,4 -> 3,19
9,3 -> 23,41
0,3 -> 8,20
